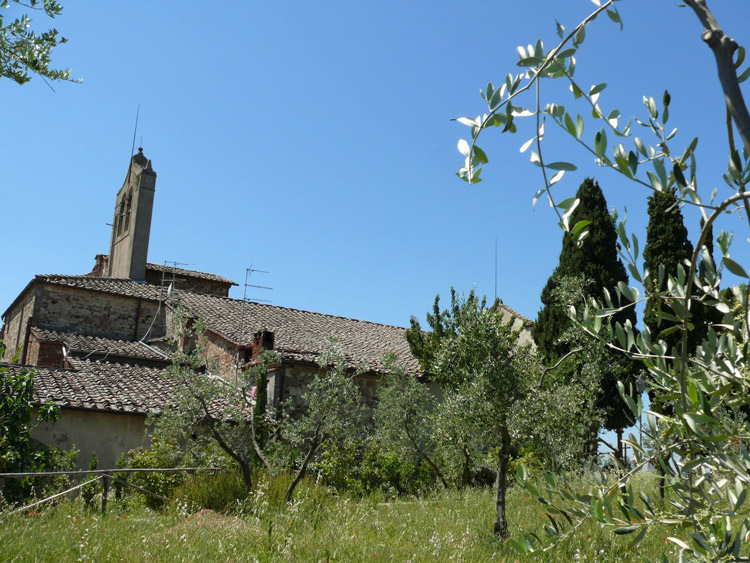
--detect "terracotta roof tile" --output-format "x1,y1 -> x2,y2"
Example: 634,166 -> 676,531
145,262 -> 237,286
9,360 -> 238,417
30,327 -> 171,363
37,275 -> 165,300
31,275 -> 531,375
176,292 -> 422,374
8,360 -> 178,414
497,301 -> 533,326
90,255 -> 237,286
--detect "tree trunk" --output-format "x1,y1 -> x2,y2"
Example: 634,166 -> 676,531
238,459 -> 253,492
286,434 -> 319,502
657,456 -> 666,500
461,444 -> 471,488
494,423 -> 511,538
404,416 -> 449,489
616,427 -> 627,495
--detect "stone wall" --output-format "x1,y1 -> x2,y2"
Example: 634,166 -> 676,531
267,362 -> 382,412
33,284 -> 165,341
1,290 -> 36,363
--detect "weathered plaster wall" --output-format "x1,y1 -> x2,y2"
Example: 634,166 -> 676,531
32,408 -> 149,469
499,308 -> 534,347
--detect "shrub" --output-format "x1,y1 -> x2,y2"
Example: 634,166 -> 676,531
317,439 -> 435,498
81,452 -> 98,508
173,470 -> 247,512
116,444 -> 186,509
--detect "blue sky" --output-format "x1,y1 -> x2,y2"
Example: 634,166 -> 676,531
3,0 -> 750,331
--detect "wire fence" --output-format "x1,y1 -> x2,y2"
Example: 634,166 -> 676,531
0,467 -> 219,515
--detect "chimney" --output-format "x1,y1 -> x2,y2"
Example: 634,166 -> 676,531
251,330 -> 274,359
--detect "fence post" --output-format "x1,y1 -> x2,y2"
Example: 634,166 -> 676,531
101,475 -> 109,516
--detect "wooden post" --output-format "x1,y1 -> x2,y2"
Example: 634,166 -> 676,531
101,475 -> 109,515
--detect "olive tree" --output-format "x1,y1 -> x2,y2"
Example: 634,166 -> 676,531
278,341 -> 366,502
373,355 -> 449,489
1,0 -> 77,85
149,312 -> 276,492
0,345 -> 62,503
455,0 -> 750,559
409,291 -> 538,537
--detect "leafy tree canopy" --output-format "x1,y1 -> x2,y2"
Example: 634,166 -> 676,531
1,0 -> 76,85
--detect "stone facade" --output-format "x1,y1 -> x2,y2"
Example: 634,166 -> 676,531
1,280 -> 165,363
2,289 -> 35,362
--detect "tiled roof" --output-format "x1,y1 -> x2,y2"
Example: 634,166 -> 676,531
12,359 -> 235,417
36,275 -> 165,301
176,292 -> 421,374
30,327 -> 170,363
497,300 -> 533,326
90,254 -> 237,286
26,274 -> 530,376
11,360 -> 178,414
145,262 -> 237,286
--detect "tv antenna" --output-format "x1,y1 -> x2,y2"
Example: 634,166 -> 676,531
127,104 -> 140,183
493,238 -> 499,302
235,265 -> 273,383
242,265 -> 273,304
160,260 -> 191,297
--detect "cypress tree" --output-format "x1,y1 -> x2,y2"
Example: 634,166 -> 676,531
532,178 -> 638,437
533,178 -> 637,360
642,188 -> 695,353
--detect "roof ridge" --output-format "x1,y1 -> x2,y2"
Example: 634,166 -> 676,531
497,302 -> 533,325
185,291 -> 411,331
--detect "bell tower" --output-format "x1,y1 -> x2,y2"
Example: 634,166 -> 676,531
107,147 -> 156,281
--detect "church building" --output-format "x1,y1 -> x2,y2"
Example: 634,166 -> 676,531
1,149 -> 532,468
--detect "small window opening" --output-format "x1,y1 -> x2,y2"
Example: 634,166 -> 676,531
117,199 -> 126,235
124,192 -> 132,233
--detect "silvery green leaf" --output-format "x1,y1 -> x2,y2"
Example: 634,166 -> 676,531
546,161 -> 578,171
723,258 -> 749,278
457,139 -> 470,156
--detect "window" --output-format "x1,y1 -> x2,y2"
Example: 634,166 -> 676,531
117,198 -> 126,235
124,192 -> 132,233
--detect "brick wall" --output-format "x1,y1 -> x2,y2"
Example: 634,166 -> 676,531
203,331 -> 240,381
24,332 -> 65,367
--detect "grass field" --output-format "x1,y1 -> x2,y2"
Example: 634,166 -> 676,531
0,474 -> 689,562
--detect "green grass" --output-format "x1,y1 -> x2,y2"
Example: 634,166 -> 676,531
0,474 -> 687,562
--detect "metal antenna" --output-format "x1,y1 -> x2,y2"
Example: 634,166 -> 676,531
161,260 -> 190,293
234,265 -> 273,384
127,104 -> 140,184
494,238 -> 498,302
